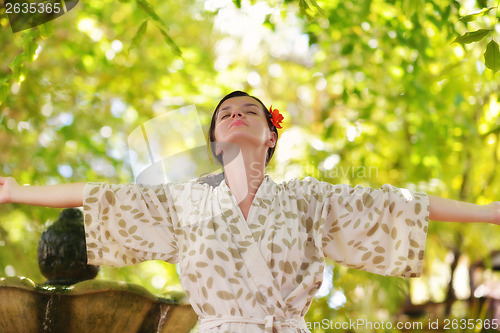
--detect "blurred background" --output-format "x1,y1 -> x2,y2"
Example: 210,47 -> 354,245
1,0 -> 500,331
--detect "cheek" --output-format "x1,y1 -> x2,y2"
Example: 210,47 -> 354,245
262,125 -> 273,138
213,125 -> 223,141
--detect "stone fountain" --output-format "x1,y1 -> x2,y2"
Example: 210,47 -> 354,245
0,208 -> 198,333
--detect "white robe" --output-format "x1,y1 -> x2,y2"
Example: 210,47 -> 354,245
83,175 -> 429,332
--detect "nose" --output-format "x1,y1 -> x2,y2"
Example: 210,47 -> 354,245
231,109 -> 243,118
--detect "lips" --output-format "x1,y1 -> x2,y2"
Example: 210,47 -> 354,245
230,120 -> 247,128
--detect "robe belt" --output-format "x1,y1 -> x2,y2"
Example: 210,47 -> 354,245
199,315 -> 307,332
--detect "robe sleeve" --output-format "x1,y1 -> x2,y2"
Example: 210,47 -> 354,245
83,182 -> 181,267
298,178 -> 430,278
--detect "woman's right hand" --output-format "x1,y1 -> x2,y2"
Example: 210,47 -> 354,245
0,176 -> 20,204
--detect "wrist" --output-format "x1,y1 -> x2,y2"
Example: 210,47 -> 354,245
8,183 -> 22,204
493,201 -> 500,225
3,177 -> 22,204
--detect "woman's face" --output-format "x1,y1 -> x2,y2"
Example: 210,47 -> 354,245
214,96 -> 276,155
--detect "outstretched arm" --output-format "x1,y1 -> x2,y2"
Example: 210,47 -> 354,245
0,176 -> 85,208
429,195 -> 500,225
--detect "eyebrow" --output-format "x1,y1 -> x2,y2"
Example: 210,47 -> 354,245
219,103 -> 260,113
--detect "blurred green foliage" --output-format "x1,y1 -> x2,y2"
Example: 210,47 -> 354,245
1,0 -> 500,331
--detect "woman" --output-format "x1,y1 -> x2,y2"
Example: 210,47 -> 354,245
1,91 -> 499,332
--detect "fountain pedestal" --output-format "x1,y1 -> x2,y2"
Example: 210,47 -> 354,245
0,276 -> 197,333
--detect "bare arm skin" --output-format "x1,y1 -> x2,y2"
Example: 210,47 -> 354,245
0,176 -> 84,208
428,195 -> 500,225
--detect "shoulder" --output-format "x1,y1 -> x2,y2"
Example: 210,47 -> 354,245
128,178 -> 211,197
273,176 -> 344,193
195,173 -> 225,188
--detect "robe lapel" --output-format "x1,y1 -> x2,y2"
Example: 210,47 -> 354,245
218,176 -> 289,316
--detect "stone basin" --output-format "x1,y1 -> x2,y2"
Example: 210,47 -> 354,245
0,276 -> 198,333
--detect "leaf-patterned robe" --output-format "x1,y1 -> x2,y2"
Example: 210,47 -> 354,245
83,175 -> 429,332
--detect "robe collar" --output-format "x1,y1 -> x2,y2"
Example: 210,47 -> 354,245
216,175 -> 290,317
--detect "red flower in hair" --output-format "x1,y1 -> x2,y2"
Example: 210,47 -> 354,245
269,105 -> 284,129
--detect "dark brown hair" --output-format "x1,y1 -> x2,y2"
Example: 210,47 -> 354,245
208,91 -> 279,167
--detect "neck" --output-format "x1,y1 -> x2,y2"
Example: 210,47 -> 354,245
223,147 -> 267,206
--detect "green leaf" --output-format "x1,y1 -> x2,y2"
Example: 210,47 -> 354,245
135,0 -> 180,56
129,20 -> 148,53
484,40 -> 500,72
37,21 -> 55,38
0,74 -> 13,85
136,0 -> 167,29
298,0 -> 324,20
403,0 -> 416,19
9,52 -> 25,72
233,0 -> 241,8
477,0 -> 488,7
263,14 -> 275,31
0,84 -> 9,105
452,29 -> 492,44
158,27 -> 182,56
22,29 -> 40,44
459,7 -> 494,22
305,0 -> 325,16
298,0 -> 309,17
25,40 -> 38,62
